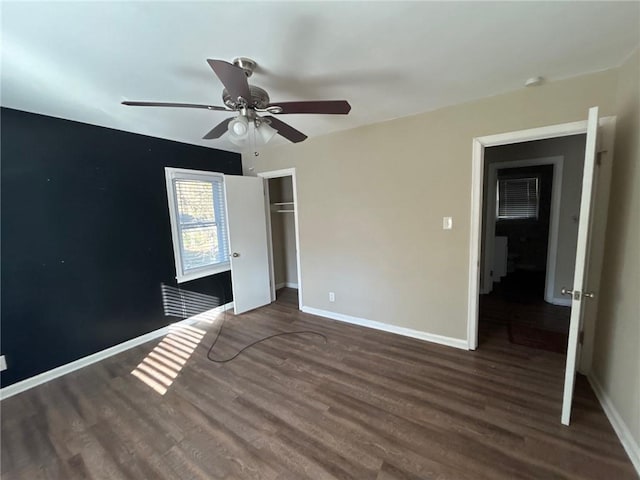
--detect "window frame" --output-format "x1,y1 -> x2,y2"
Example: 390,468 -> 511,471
165,167 -> 230,283
496,175 -> 540,221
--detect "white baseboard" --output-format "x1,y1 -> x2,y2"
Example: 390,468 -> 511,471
587,374 -> 640,475
275,282 -> 286,290
301,306 -> 468,350
0,302 -> 234,400
275,282 -> 298,290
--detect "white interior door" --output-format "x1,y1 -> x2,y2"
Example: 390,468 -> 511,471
561,107 -> 600,425
224,175 -> 271,314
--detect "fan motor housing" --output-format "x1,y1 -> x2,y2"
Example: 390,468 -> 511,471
222,85 -> 270,110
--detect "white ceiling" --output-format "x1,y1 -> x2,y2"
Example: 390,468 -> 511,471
2,2 -> 639,153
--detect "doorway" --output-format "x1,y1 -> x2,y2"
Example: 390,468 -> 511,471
479,137 -> 586,354
467,110 -> 616,425
258,168 -> 303,311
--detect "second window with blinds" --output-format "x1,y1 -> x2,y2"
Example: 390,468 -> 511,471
496,176 -> 540,220
165,167 -> 230,283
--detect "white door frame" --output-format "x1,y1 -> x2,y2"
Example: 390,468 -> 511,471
258,168 -> 303,311
468,117 -> 616,358
483,156 -> 566,306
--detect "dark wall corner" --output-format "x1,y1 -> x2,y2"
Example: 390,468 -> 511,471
0,108 -> 242,387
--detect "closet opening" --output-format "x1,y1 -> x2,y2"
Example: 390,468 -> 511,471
259,169 -> 303,310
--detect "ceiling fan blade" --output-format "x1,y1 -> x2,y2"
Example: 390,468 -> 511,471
264,116 -> 307,143
268,100 -> 351,115
207,59 -> 252,105
121,101 -> 228,111
203,117 -> 233,139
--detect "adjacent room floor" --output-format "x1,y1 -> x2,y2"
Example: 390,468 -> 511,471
480,271 -> 571,354
1,289 -> 634,479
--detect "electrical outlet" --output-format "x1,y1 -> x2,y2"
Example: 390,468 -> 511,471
0,355 -> 7,372
329,292 -> 335,302
443,216 -> 453,230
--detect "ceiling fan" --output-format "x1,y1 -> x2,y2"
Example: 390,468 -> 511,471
122,57 -> 351,146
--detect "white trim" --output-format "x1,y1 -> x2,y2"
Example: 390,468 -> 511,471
164,167 -> 231,283
479,120 -> 590,147
469,119 -> 594,350
291,169 -> 303,311
275,282 -> 286,290
258,168 -> 303,311
588,374 -> 640,475
0,303 -> 234,400
302,306 -> 468,350
258,168 -> 298,179
467,139 -> 484,350
482,156 -> 564,305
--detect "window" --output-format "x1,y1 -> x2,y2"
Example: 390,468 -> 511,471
165,168 -> 230,282
496,176 -> 539,220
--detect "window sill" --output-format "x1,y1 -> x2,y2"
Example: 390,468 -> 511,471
176,262 -> 231,284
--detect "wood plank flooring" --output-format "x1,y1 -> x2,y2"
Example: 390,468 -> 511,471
1,289 -> 635,479
479,287 -> 571,354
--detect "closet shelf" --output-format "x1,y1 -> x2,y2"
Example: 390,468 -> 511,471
270,201 -> 295,214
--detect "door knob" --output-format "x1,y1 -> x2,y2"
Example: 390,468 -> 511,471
583,291 -> 596,299
561,287 -> 573,296
232,252 -> 240,258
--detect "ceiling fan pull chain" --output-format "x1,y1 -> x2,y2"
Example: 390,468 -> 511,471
252,121 -> 258,156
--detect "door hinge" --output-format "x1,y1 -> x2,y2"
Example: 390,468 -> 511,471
578,331 -> 584,345
596,151 -> 603,166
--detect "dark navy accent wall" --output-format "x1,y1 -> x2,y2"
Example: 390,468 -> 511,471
1,108 -> 241,387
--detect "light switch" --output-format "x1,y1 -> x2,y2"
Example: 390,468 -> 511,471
443,217 -> 453,230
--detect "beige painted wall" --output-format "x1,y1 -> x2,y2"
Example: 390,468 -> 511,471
246,69 -> 618,340
482,135 -> 586,301
592,49 -> 640,450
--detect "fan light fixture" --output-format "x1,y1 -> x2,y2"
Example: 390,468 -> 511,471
227,115 -> 278,149
228,134 -> 249,148
228,115 -> 249,138
256,121 -> 277,144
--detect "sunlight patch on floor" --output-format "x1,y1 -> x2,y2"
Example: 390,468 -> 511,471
131,323 -> 207,395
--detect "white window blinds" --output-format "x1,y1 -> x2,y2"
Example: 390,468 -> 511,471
165,169 -> 230,282
497,177 -> 539,220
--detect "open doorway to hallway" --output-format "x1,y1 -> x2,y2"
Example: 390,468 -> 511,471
478,134 -> 586,354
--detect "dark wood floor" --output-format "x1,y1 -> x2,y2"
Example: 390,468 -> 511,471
480,271 -> 571,353
1,288 -> 635,479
